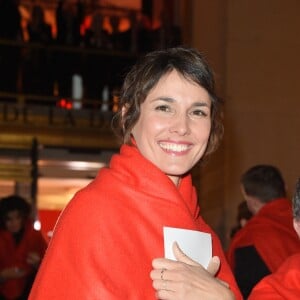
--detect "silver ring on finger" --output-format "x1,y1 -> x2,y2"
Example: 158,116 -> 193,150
160,268 -> 166,280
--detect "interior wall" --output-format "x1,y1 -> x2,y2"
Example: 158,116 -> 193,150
185,0 -> 228,245
224,0 -> 300,248
184,0 -> 300,248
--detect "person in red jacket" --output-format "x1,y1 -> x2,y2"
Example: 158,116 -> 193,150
248,178 -> 300,299
0,195 -> 48,300
29,47 -> 242,299
227,165 -> 300,299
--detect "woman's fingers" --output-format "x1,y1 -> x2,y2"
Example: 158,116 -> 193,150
206,256 -> 220,276
173,241 -> 221,275
152,242 -> 221,276
150,242 -> 232,300
152,257 -> 173,271
172,242 -> 199,266
217,278 -> 230,288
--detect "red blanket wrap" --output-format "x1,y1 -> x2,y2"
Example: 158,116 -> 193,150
227,198 -> 300,272
30,145 -> 242,299
249,253 -> 300,299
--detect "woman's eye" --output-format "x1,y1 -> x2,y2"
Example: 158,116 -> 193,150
155,105 -> 171,112
191,109 -> 208,117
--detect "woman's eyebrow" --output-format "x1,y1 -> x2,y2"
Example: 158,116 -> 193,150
156,96 -> 175,102
193,102 -> 210,107
150,96 -> 175,103
150,97 -> 211,107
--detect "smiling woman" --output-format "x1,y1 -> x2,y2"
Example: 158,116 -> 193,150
29,47 -> 242,300
130,70 -> 212,186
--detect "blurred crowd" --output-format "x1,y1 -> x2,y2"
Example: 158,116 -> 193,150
0,0 -> 181,102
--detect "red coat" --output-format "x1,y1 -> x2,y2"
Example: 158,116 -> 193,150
30,145 -> 242,299
0,222 -> 47,299
249,253 -> 300,299
227,198 -> 300,272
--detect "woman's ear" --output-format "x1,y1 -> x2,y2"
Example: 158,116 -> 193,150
121,106 -> 126,117
121,105 -> 128,133
293,219 -> 300,238
121,104 -> 129,117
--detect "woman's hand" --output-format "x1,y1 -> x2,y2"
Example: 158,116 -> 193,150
0,267 -> 26,282
26,252 -> 42,268
150,242 -> 235,300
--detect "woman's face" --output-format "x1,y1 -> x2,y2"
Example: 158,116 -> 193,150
5,210 -> 24,234
131,70 -> 212,185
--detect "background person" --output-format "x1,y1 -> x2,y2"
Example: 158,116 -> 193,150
0,195 -> 47,300
227,165 -> 300,298
248,178 -> 300,299
229,200 -> 253,239
29,47 -> 242,299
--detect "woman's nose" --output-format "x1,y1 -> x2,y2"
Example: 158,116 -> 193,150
169,114 -> 191,136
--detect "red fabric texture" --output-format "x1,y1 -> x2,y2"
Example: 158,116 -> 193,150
38,209 -> 62,242
248,253 -> 300,299
227,198 -> 300,272
0,222 -> 48,299
30,145 -> 242,299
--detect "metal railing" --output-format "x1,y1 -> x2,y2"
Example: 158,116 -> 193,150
0,38 -> 138,102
